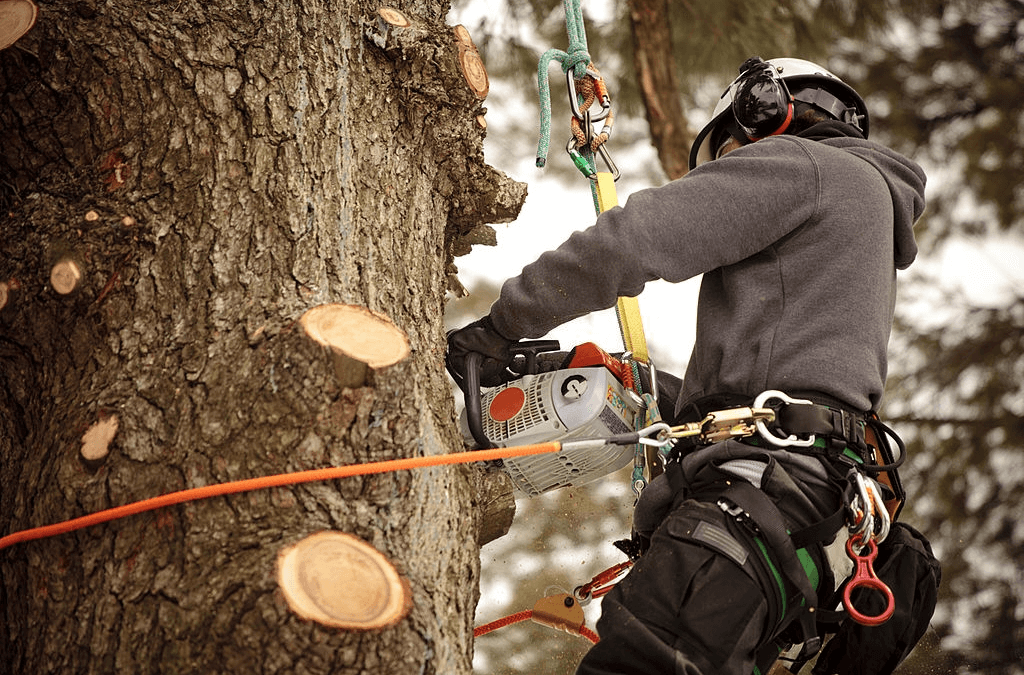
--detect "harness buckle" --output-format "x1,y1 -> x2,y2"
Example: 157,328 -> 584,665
665,407 -> 775,445
753,390 -> 817,448
701,406 -> 775,443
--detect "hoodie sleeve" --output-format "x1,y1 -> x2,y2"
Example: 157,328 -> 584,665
488,138 -> 826,340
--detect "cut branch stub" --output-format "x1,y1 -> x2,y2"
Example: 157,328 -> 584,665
452,25 -> 488,99
50,259 -> 83,295
300,304 -> 410,388
277,531 -> 412,630
0,0 -> 38,50
377,7 -> 410,27
0,278 -> 20,311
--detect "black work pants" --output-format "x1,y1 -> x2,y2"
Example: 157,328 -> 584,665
575,499 -> 777,675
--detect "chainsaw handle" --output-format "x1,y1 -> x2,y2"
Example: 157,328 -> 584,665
460,340 -> 562,450
510,340 -> 562,375
462,352 -> 495,449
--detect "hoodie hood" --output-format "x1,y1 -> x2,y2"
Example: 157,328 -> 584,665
803,126 -> 926,270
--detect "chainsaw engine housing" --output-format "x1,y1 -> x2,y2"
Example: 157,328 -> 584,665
460,366 -> 643,496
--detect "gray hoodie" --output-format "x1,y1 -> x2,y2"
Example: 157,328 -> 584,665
489,129 -> 926,414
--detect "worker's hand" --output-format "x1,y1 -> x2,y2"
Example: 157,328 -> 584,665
445,316 -> 515,388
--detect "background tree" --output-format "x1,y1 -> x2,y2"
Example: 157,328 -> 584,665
851,2 -> 1024,671
0,1 -> 524,673
452,0 -> 1024,673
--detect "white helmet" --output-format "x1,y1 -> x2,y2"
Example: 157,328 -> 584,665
689,57 -> 869,169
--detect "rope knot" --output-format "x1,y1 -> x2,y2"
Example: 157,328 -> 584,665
564,48 -> 590,78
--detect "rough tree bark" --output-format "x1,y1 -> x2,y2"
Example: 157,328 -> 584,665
0,1 -> 524,673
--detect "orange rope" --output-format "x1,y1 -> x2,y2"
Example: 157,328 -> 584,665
579,625 -> 600,643
473,610 -> 535,637
0,441 -> 563,552
473,609 -> 600,644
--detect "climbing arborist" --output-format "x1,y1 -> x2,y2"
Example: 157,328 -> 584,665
447,56 -> 938,674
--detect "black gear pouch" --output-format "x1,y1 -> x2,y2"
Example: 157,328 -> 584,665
811,522 -> 941,675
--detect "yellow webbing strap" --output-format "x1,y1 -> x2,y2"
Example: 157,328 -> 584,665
595,171 -> 650,364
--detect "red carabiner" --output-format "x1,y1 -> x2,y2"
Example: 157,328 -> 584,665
843,535 -> 895,626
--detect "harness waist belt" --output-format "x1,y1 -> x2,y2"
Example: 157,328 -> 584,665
774,403 -> 869,455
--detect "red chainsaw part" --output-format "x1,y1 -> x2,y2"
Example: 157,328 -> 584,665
489,386 -> 526,422
843,535 -> 895,626
566,342 -> 635,390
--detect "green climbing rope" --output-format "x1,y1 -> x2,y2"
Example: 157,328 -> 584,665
536,0 -> 591,168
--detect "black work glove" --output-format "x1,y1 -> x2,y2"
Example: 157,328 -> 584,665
445,316 -> 516,388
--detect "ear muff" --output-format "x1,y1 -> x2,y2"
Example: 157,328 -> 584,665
731,57 -> 794,140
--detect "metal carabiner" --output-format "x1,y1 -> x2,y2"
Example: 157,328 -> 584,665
566,136 -> 596,178
565,137 -> 621,182
752,390 -> 817,448
636,422 -> 673,448
565,68 -> 611,122
846,471 -> 875,542
847,470 -> 891,544
589,143 -> 620,181
866,474 -> 891,544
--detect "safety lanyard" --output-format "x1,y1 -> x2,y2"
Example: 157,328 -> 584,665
537,0 -> 649,366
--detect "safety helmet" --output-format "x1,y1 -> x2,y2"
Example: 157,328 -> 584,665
688,57 -> 869,169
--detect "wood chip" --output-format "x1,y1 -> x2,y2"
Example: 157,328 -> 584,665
277,531 -> 412,630
300,304 -> 410,369
453,26 -> 488,99
377,7 -> 409,27
81,415 -> 118,462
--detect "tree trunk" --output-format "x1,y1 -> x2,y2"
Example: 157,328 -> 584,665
0,1 -> 524,673
626,0 -> 692,180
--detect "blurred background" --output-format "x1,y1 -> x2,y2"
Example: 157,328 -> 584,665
443,1 -> 1024,673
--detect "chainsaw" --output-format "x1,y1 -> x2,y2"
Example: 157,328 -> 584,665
456,340 -> 657,496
